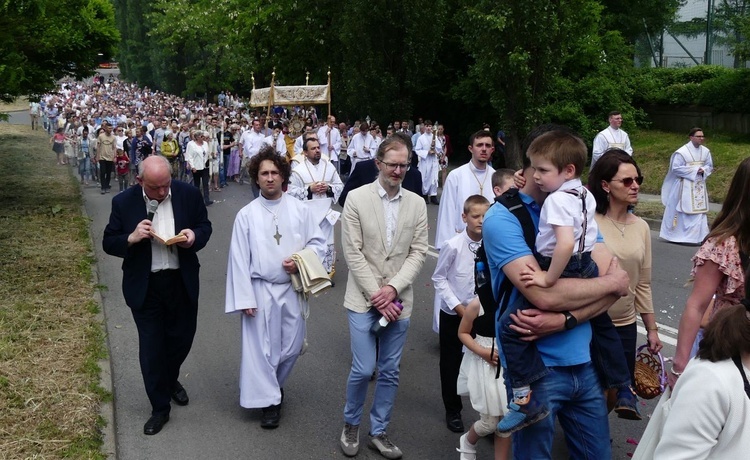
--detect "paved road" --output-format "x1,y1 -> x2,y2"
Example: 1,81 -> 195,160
7,110 -> 702,459
79,179 -> 700,460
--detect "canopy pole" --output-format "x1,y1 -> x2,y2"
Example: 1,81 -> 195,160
327,68 -> 331,118
267,68 -> 275,117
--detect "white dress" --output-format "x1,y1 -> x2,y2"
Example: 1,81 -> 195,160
457,334 -> 508,417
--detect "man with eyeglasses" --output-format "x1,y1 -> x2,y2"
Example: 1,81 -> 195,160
339,134 -> 428,459
591,111 -> 633,168
660,127 -> 714,244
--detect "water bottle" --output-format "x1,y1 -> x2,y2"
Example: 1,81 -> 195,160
476,261 -> 488,288
371,300 -> 404,336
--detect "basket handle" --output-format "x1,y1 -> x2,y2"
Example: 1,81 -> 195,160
637,344 -> 667,392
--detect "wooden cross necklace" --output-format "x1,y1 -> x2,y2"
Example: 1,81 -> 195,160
260,201 -> 282,245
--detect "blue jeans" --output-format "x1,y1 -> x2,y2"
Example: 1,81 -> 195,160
344,309 -> 410,435
512,362 -> 610,460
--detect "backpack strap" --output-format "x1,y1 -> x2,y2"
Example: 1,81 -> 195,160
731,355 -> 750,400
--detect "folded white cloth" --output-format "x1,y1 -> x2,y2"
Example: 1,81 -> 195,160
291,247 -> 332,297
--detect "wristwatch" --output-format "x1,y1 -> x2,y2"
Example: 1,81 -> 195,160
562,311 -> 577,330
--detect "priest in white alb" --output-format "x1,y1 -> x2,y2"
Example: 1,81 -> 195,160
415,120 -> 443,205
434,129 -> 496,250
591,111 -> 633,168
317,115 -> 341,170
660,127 -> 713,244
225,147 -> 326,429
289,137 -> 343,275
347,122 -> 375,172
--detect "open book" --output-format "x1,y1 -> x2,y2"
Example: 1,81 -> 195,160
149,230 -> 188,246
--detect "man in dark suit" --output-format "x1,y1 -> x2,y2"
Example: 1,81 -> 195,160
338,134 -> 423,206
103,156 -> 212,435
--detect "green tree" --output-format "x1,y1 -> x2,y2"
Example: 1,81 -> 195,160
457,0 -> 617,169
0,0 -> 119,109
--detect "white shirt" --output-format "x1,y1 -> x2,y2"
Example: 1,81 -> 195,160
240,129 -> 266,158
144,191 -> 180,271
432,231 -> 479,328
185,140 -> 208,171
536,178 -> 598,257
376,180 -> 402,249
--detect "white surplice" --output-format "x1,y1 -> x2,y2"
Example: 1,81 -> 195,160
346,132 -> 375,172
434,161 -> 496,250
225,194 -> 326,409
288,158 -> 344,273
316,126 -> 341,163
263,133 -> 288,157
591,126 -> 633,168
660,142 -> 713,244
415,132 -> 443,196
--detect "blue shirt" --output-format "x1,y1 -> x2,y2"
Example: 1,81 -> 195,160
483,191 -> 593,367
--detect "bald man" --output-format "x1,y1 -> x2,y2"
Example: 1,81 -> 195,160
103,156 -> 212,435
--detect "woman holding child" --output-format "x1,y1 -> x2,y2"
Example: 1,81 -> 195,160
587,149 -> 663,413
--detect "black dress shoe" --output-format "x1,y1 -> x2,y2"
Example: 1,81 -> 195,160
430,196 -> 440,205
446,412 -> 464,433
205,200 -> 214,206
144,413 -> 169,435
171,381 -> 189,406
260,404 -> 281,429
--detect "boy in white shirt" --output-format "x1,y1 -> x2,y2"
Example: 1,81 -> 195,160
432,195 -> 491,433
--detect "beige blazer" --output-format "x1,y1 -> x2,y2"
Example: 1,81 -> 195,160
341,181 -> 428,319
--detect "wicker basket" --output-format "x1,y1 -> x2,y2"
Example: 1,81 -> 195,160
634,344 -> 666,400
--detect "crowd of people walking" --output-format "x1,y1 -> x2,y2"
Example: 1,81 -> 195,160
31,75 -> 750,460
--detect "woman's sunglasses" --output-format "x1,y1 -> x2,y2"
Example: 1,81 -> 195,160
610,176 -> 644,187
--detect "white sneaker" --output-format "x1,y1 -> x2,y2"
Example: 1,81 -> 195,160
368,432 -> 402,459
456,433 -> 477,460
339,423 -> 359,457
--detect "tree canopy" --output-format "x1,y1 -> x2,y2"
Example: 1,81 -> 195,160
114,1 -> 691,162
0,0 -> 119,104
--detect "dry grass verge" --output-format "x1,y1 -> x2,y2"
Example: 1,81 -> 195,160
0,97 -> 30,113
0,124 -> 107,459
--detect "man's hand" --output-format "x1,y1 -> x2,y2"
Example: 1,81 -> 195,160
127,219 -> 153,245
371,285 -> 397,310
509,308 -> 565,341
605,257 -> 630,297
513,169 -> 526,189
282,258 -> 298,274
175,228 -> 195,248
377,301 -> 402,323
243,308 -> 257,317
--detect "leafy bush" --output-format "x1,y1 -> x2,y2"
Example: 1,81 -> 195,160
634,66 -> 750,112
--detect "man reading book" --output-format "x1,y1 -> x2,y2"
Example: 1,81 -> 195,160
103,155 -> 212,436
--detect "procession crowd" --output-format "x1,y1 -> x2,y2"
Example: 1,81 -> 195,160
28,75 -> 750,460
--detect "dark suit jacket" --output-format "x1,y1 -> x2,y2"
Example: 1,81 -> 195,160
338,159 -> 423,206
102,181 -> 212,309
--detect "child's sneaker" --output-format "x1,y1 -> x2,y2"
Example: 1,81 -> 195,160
456,433 -> 477,460
614,386 -> 642,420
497,390 -> 550,437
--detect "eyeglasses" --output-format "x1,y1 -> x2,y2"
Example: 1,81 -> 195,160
379,161 -> 410,172
611,176 -> 644,187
